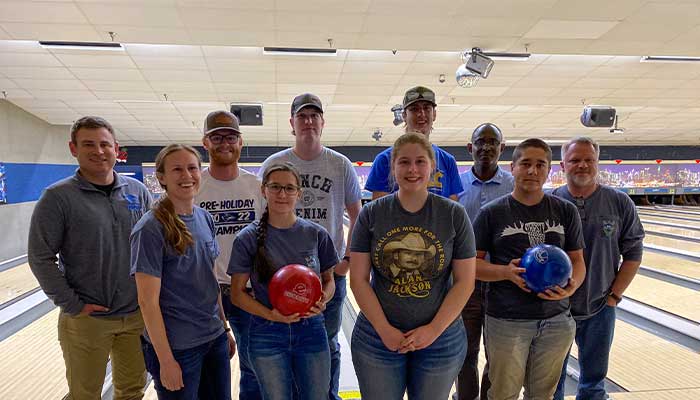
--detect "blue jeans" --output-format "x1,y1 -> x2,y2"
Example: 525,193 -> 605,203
457,281 -> 490,400
248,314 -> 330,400
221,284 -> 261,400
323,273 -> 346,400
351,313 -> 467,400
142,332 -> 231,400
554,305 -> 616,400
485,311 -> 575,400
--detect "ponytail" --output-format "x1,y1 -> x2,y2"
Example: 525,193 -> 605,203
253,206 -> 275,283
153,195 -> 194,255
153,143 -> 201,255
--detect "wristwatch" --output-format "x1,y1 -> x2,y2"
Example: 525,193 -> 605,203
609,291 -> 623,304
342,255 -> 351,262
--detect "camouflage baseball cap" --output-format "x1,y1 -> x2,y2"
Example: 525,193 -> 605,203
403,86 -> 437,108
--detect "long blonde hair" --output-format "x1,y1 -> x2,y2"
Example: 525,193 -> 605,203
153,144 -> 202,255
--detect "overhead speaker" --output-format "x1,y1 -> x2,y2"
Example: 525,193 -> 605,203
580,106 -> 616,128
230,104 -> 263,126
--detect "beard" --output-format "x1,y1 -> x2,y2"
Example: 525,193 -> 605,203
570,172 -> 596,187
208,147 -> 239,166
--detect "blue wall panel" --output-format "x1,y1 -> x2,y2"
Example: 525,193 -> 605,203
3,163 -> 76,204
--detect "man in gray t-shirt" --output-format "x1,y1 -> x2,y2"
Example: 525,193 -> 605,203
259,93 -> 362,400
473,138 -> 585,400
552,137 -> 644,400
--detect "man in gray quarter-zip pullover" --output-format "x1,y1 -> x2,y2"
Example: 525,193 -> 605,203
28,116 -> 152,400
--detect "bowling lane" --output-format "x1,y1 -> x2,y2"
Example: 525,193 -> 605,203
639,215 -> 700,228
643,223 -> 700,239
0,263 -> 39,305
624,275 -> 700,322
642,252 -> 700,280
638,210 -> 700,222
644,234 -> 700,253
570,320 -> 700,392
0,309 -> 67,398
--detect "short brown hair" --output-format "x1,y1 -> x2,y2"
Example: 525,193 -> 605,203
70,116 -> 115,143
512,138 -> 552,164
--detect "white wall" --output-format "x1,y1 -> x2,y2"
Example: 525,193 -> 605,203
0,100 -> 75,260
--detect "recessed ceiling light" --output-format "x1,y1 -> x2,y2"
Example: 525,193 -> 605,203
38,41 -> 124,51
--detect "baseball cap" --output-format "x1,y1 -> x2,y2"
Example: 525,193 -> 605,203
291,93 -> 323,116
203,110 -> 241,136
403,86 -> 437,108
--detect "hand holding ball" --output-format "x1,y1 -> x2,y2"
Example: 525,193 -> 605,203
520,244 -> 572,293
268,264 -> 322,316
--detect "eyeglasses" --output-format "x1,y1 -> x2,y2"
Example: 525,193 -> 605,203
265,183 -> 300,195
473,138 -> 501,147
207,133 -> 240,145
575,197 -> 586,221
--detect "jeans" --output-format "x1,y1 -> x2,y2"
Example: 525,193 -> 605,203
58,310 -> 146,400
485,311 -> 575,400
142,332 -> 231,400
323,273 -> 347,400
221,284 -> 261,400
248,314 -> 330,400
351,313 -> 467,400
456,281 -> 490,400
554,305 -> 616,400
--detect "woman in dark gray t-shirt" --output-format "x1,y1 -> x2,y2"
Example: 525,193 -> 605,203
349,132 -> 477,400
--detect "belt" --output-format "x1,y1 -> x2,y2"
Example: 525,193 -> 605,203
219,284 -> 252,296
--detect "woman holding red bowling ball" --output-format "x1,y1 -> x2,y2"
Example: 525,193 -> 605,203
228,162 -> 338,400
349,132 -> 477,399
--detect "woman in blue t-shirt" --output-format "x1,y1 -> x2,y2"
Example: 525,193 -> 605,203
131,144 -> 236,400
349,132 -> 477,400
228,162 -> 338,400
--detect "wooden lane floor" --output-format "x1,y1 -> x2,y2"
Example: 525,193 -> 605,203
624,274 -> 700,322
570,319 -> 700,394
640,215 -> 700,230
0,309 -> 67,398
644,234 -> 700,253
638,210 -> 700,222
642,252 -> 700,280
0,263 -> 38,305
644,222 -> 700,239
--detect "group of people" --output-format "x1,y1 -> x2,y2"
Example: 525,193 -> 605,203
27,85 -> 645,400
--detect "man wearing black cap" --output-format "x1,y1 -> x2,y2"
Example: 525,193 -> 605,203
195,110 -> 265,400
260,93 -> 362,400
365,85 -> 463,200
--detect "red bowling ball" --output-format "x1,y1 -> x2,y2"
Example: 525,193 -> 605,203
268,264 -> 322,316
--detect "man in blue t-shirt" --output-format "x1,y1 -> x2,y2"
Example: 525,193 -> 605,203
365,86 -> 462,200
552,137 -> 644,400
455,123 -> 514,400
473,138 -> 586,400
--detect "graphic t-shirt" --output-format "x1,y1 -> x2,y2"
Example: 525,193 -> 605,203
364,144 -> 463,198
228,218 -> 339,309
195,168 -> 265,284
260,147 -> 362,257
351,193 -> 476,331
473,194 -> 584,320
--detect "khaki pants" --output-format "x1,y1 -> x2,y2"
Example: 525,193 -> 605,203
58,310 -> 146,400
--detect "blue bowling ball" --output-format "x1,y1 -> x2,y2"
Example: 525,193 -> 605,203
520,244 -> 572,293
